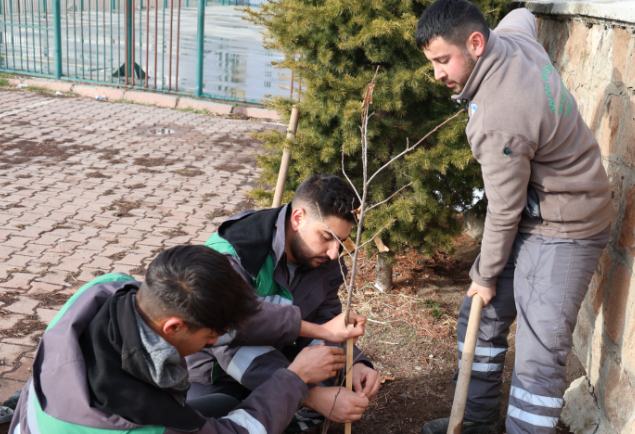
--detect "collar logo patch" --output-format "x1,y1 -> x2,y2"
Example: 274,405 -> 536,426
470,103 -> 478,116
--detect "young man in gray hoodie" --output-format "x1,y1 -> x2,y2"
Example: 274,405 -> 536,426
8,245 -> 356,434
416,1 -> 613,434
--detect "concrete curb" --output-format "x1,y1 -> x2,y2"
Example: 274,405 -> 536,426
3,78 -> 281,120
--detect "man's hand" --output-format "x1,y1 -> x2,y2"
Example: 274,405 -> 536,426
352,363 -> 381,399
466,281 -> 496,307
299,312 -> 366,344
288,344 -> 345,384
304,386 -> 369,423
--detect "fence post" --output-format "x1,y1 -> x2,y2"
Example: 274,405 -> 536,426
126,0 -> 133,78
195,0 -> 205,96
53,0 -> 62,78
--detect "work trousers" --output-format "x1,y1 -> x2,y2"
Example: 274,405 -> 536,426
455,227 -> 610,434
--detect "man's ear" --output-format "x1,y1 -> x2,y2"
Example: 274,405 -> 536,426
290,207 -> 307,232
161,317 -> 186,336
466,31 -> 486,58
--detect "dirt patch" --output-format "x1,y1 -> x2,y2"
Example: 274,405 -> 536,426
151,246 -> 166,255
124,183 -> 146,190
103,199 -> 141,217
87,171 -> 111,179
214,163 -> 243,172
0,315 -> 47,341
161,228 -> 188,239
139,167 -> 159,173
0,138 -> 92,165
29,293 -> 71,308
174,168 -> 205,177
234,199 -> 255,213
107,251 -> 127,261
0,292 -> 20,307
97,150 -> 120,161
134,157 -> 175,167
206,209 -> 230,220
129,266 -> 147,275
202,193 -> 218,201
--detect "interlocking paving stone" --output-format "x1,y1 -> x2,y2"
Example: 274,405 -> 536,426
0,89 -> 274,394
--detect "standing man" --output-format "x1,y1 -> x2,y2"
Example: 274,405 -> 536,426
416,1 -> 613,433
187,174 -> 382,431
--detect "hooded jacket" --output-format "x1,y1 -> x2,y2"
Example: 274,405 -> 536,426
187,205 -> 371,392
454,8 -> 613,287
9,273 -> 309,434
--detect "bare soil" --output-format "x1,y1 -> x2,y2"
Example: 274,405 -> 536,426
314,234 -> 578,434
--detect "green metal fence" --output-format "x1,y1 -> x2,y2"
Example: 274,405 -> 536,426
0,0 -> 276,103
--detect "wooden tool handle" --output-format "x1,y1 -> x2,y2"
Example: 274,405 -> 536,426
447,294 -> 484,434
345,325 -> 354,434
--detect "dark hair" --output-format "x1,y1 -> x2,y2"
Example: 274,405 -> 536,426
416,0 -> 489,50
139,245 -> 260,333
292,174 -> 360,224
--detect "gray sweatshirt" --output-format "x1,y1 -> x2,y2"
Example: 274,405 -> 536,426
453,8 -> 613,287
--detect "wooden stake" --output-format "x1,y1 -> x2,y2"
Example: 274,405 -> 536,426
447,294 -> 483,434
345,324 -> 354,434
272,106 -> 300,208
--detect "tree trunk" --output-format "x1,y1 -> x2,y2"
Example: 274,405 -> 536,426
375,252 -> 393,292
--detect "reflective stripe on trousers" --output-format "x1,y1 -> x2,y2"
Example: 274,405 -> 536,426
455,227 -> 609,434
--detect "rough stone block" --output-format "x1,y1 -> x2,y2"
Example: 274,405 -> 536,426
176,98 -> 233,115
610,28 -> 633,85
598,94 -> 624,156
618,186 -> 635,255
561,376 -> 612,434
604,264 -> 631,344
124,91 -> 178,108
617,94 -> 635,168
604,361 -> 635,433
589,250 -> 611,315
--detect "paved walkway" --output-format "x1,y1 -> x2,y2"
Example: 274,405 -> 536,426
0,87 -> 272,401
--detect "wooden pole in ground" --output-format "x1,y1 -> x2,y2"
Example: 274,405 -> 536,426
272,105 -> 300,208
447,294 -> 484,434
345,324 -> 354,434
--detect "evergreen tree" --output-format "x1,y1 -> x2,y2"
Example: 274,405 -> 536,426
246,0 -> 514,260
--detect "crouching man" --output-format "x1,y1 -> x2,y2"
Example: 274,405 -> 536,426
9,245 -> 349,434
187,174 -> 381,431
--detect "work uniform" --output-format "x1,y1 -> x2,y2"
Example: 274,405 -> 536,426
452,8 -> 613,434
9,274 -> 312,434
187,204 -> 372,431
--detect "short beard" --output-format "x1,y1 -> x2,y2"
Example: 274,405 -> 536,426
454,51 -> 477,94
288,232 -> 328,269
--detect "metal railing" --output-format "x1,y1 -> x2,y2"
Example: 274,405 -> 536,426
0,0 -> 280,103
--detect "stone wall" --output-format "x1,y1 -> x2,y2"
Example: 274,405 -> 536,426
524,2 -> 635,432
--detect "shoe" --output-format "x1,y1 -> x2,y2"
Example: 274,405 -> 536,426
0,406 -> 14,425
422,417 -> 503,434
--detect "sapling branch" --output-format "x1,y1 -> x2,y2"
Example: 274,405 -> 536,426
366,182 -> 414,212
318,67 -> 464,433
